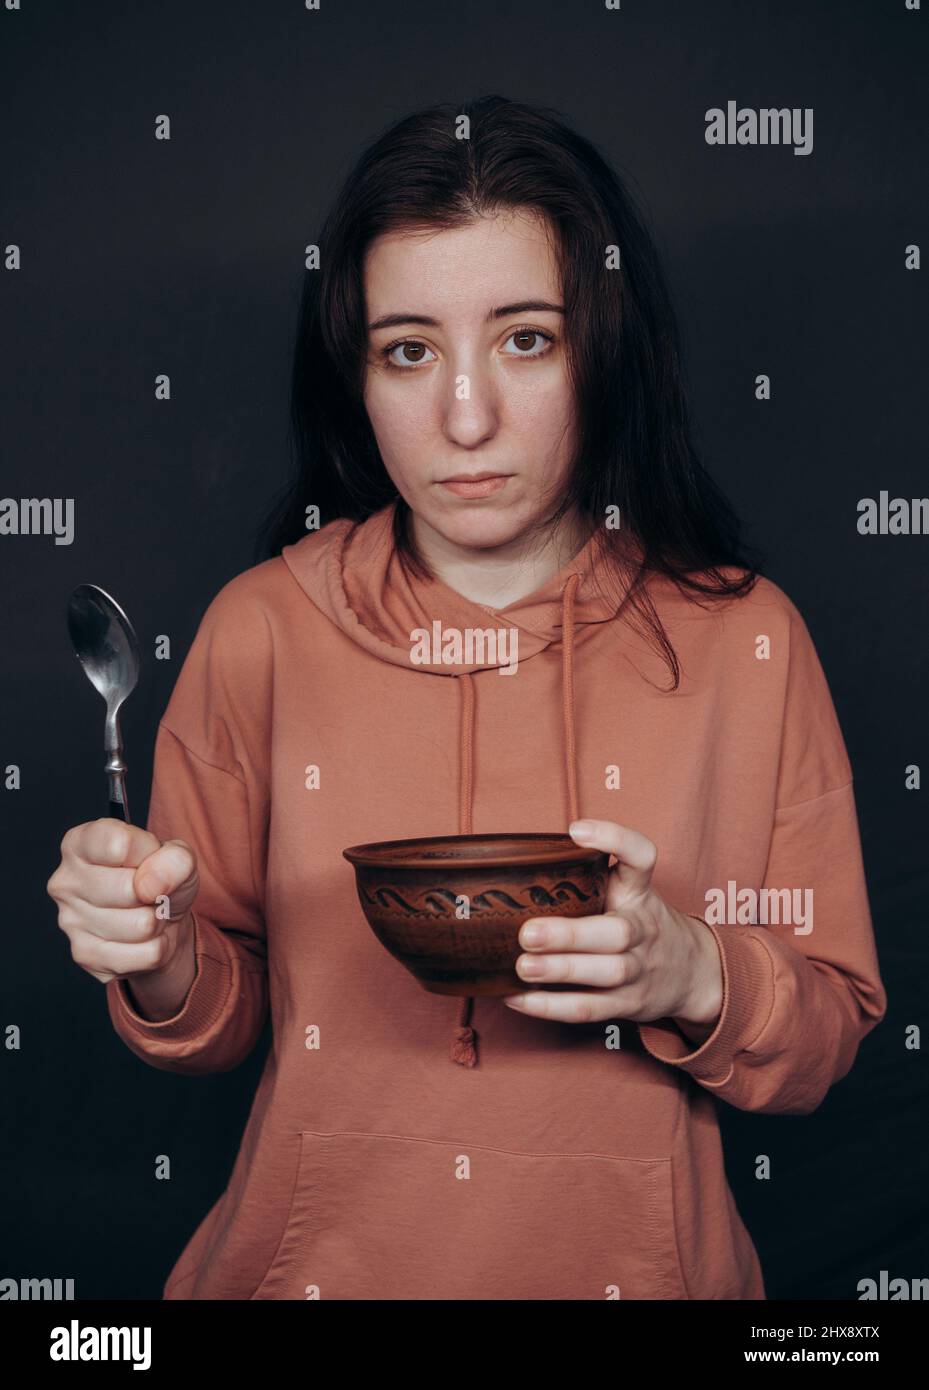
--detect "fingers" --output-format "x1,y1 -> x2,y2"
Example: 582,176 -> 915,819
515,912 -> 643,991
519,912 -> 642,954
48,821 -> 160,920
55,897 -> 172,945
515,947 -> 642,990
64,818 -> 161,869
49,858 -> 142,911
568,818 -> 657,900
68,926 -> 178,983
503,988 -> 636,1024
48,825 -> 198,925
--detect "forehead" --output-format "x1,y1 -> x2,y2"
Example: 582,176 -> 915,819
362,209 -> 561,315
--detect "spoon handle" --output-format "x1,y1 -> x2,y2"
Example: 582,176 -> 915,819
107,769 -> 130,822
105,709 -> 131,823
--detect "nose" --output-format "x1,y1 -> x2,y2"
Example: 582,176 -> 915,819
441,356 -> 500,449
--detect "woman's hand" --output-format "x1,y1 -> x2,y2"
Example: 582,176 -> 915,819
47,818 -> 200,1020
503,818 -> 723,1044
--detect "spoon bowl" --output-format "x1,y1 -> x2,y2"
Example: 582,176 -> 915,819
67,584 -> 141,821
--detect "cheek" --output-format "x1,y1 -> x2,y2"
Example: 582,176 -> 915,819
364,381 -> 432,455
511,376 -> 576,460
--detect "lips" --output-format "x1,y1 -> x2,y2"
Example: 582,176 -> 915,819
439,475 -> 510,499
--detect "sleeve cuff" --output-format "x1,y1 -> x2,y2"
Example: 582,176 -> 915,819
105,911 -> 237,1046
636,915 -> 777,1085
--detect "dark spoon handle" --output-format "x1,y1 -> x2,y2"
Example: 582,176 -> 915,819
108,798 -> 129,823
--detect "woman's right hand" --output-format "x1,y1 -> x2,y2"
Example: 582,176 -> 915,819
47,818 -> 200,1020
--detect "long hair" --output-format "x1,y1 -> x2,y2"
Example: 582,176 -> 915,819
255,93 -> 765,689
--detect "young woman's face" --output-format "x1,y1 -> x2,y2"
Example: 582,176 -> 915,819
362,208 -> 578,553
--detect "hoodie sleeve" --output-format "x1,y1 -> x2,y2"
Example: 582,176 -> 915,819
636,591 -> 888,1115
105,575 -> 271,1076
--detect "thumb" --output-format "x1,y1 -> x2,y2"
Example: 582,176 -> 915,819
133,838 -> 199,921
568,818 -> 657,907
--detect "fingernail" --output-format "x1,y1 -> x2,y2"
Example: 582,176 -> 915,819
569,820 -> 594,838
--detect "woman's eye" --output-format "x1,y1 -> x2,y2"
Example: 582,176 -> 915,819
384,341 -> 437,369
502,328 -> 555,357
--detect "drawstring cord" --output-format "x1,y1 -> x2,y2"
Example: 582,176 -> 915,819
450,572 -> 583,1066
561,572 -> 582,826
450,672 -> 478,1066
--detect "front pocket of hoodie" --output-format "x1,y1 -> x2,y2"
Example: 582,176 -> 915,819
250,1130 -> 688,1300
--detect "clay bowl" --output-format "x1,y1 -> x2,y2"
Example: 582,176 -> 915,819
342,833 -> 611,997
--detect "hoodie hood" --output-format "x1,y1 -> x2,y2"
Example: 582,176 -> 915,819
281,499 -> 643,1066
282,498 -> 639,672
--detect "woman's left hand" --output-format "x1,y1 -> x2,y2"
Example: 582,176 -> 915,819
502,818 -> 724,1042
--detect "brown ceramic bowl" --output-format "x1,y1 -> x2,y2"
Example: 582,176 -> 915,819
342,833 -> 611,996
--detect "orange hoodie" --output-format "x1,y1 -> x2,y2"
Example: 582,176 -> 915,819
105,500 -> 887,1300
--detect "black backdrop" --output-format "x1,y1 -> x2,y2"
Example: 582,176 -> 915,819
2,0 -> 926,1302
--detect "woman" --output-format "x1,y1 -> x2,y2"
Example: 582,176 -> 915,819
47,95 -> 887,1300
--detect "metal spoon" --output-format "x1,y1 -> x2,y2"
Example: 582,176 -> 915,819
67,584 -> 141,823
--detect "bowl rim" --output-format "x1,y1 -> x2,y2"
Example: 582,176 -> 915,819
342,831 -> 609,871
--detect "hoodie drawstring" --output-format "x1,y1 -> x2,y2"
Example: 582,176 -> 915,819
450,572 -> 583,1067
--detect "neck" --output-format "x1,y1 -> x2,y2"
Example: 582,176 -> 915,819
409,504 -> 596,609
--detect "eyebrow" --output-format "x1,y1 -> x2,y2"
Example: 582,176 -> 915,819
367,300 -> 565,332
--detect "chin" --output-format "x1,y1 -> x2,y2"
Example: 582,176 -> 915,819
431,508 -> 528,551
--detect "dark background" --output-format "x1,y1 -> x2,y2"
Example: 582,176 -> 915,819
1,0 -> 926,1301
